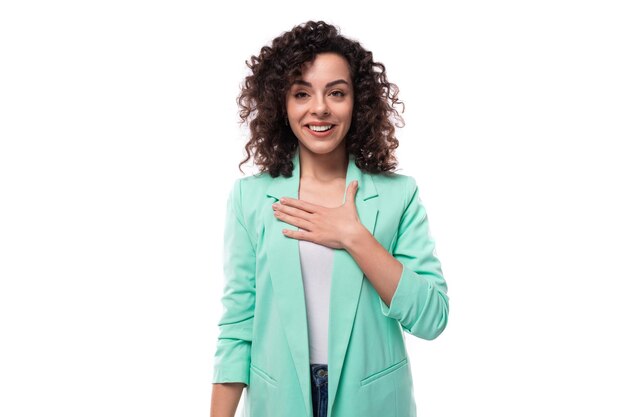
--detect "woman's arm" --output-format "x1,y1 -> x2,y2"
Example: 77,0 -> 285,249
345,224 -> 403,308
211,179 -> 256,400
210,383 -> 246,417
345,176 -> 449,340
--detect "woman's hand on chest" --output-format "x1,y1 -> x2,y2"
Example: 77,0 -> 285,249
271,180 -> 365,249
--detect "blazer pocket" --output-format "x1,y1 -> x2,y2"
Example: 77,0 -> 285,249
360,357 -> 408,387
250,363 -> 278,387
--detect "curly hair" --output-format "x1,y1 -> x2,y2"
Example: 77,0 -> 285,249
236,20 -> 405,177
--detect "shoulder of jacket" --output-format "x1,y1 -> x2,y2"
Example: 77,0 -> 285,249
371,171 -> 417,195
237,172 -> 272,195
230,172 -> 273,214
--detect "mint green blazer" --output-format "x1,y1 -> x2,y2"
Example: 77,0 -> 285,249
212,148 -> 449,417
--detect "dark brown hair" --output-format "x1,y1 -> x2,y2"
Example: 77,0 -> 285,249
237,20 -> 405,177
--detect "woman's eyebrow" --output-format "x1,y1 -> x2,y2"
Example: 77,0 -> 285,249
293,79 -> 350,88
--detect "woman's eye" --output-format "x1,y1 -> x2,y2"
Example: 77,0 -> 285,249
294,91 -> 345,98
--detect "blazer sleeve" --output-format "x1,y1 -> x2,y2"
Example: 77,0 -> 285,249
379,176 -> 449,340
212,178 -> 256,385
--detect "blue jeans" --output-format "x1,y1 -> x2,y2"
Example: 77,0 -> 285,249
310,363 -> 328,417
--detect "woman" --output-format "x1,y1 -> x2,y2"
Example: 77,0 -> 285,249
211,20 -> 449,417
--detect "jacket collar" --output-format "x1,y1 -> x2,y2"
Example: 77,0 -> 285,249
266,146 -> 378,202
265,147 -> 380,417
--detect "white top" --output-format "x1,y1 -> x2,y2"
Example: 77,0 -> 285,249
297,188 -> 333,365
298,236 -> 333,365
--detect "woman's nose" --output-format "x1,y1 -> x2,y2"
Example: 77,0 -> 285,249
311,95 -> 330,115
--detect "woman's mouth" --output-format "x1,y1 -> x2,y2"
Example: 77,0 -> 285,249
305,124 -> 336,137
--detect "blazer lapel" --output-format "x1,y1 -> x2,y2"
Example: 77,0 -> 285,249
266,148 -> 379,417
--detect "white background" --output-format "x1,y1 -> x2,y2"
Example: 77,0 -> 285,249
1,1 -> 625,416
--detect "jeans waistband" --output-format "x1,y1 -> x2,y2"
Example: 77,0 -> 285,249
310,363 -> 328,387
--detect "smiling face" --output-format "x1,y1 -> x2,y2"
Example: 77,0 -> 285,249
285,52 -> 354,156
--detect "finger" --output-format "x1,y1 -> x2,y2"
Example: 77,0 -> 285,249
345,180 -> 358,206
279,197 -> 317,214
282,228 -> 314,242
276,204 -> 314,221
274,210 -> 313,230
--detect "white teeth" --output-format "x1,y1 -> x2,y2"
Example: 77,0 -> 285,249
308,125 -> 333,132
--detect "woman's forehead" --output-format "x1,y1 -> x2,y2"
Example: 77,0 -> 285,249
289,55 -> 352,85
